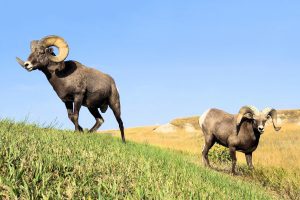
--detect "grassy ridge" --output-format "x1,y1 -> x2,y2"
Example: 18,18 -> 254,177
108,121 -> 300,199
0,120 -> 274,199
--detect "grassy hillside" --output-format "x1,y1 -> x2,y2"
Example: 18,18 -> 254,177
103,116 -> 300,199
0,120 -> 274,199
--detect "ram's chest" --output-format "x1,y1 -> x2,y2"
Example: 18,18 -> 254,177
52,84 -> 74,101
49,75 -> 86,102
237,134 -> 260,153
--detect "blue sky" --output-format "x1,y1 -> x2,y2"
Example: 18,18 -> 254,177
0,1 -> 299,130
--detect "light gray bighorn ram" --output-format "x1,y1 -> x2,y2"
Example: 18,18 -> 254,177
199,106 -> 281,174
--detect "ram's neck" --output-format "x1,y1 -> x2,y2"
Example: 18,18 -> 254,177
40,62 -> 65,80
240,121 -> 261,142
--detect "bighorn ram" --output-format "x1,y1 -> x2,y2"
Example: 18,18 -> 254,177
16,35 -> 125,142
199,106 -> 281,174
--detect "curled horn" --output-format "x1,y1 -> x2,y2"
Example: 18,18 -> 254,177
262,107 -> 281,131
39,35 -> 69,62
236,105 -> 259,126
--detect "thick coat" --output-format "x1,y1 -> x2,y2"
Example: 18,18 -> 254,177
16,35 -> 125,142
199,106 -> 281,173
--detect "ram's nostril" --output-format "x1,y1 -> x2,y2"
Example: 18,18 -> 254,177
258,127 -> 264,131
24,63 -> 29,67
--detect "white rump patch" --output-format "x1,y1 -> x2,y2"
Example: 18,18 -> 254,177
199,109 -> 211,129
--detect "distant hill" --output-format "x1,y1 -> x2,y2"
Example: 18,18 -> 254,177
277,109 -> 300,123
154,109 -> 300,133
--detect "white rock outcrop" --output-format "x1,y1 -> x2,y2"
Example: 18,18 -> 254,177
183,123 -> 197,133
153,123 -> 178,133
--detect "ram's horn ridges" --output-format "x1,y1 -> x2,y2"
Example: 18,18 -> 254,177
236,105 -> 259,126
40,35 -> 69,62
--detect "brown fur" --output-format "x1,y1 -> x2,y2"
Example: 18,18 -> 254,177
17,37 -> 125,142
200,107 -> 280,174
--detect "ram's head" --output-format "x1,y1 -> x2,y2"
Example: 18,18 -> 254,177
16,35 -> 69,71
237,105 -> 281,134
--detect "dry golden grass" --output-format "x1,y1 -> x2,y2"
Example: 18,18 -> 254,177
100,122 -> 300,171
170,116 -> 201,130
100,126 -> 202,155
100,121 -> 300,199
249,123 -> 300,169
100,115 -> 300,199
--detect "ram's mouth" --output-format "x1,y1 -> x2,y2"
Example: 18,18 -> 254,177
24,62 -> 34,71
257,128 -> 265,134
26,67 -> 34,71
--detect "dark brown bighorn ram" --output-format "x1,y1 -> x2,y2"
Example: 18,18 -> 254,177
16,35 -> 125,143
199,105 -> 281,174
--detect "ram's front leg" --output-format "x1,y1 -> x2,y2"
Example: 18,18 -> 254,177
72,95 -> 84,132
65,97 -> 83,132
245,152 -> 254,170
229,146 -> 237,175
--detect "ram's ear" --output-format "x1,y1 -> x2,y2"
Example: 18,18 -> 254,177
237,112 -> 253,126
46,47 -> 55,56
236,105 -> 258,126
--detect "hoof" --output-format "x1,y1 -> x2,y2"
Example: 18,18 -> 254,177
231,171 -> 237,175
88,129 -> 96,133
202,160 -> 210,168
75,126 -> 83,132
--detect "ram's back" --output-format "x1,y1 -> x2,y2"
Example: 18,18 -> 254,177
200,109 -> 236,143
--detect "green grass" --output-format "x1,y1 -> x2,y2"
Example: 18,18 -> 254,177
0,120 -> 275,199
240,166 -> 300,200
189,145 -> 299,200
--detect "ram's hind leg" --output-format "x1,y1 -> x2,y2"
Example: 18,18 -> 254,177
88,107 -> 104,132
202,134 -> 215,167
109,95 -> 125,143
110,104 -> 125,143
